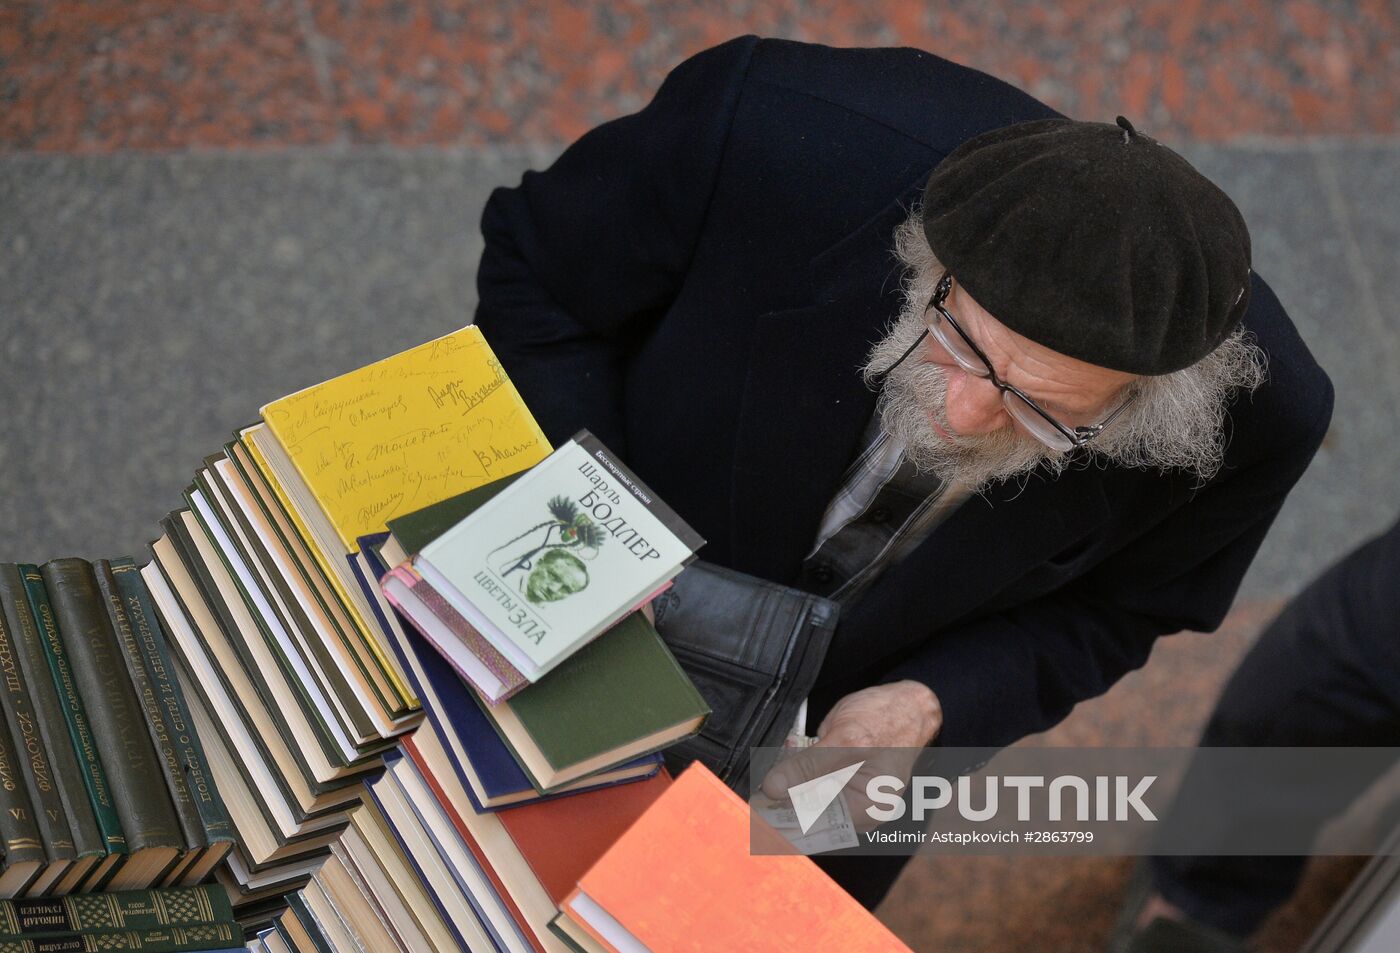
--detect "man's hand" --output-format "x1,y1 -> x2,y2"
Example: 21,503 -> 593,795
759,682 -> 942,830
812,681 -> 942,749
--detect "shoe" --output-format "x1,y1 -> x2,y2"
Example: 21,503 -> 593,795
1106,861 -> 1155,953
1105,861 -> 1246,953
1121,917 -> 1247,953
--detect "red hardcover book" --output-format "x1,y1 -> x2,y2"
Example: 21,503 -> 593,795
496,767 -> 673,905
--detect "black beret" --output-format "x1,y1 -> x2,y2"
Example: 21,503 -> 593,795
921,117 -> 1252,375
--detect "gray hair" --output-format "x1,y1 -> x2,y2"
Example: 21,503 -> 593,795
866,210 -> 1267,487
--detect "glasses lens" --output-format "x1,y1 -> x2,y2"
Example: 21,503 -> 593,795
1003,393 -> 1076,452
927,309 -> 990,377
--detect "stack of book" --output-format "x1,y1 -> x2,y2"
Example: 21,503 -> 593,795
5,323 -> 909,951
385,430 -> 704,704
239,445 -> 907,950
235,429 -> 718,949
0,557 -> 234,899
376,435 -> 710,792
0,885 -> 246,952
130,325 -> 554,908
238,738 -> 912,953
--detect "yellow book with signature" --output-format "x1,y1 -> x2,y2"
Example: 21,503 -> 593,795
261,325 -> 549,549
254,325 -> 551,716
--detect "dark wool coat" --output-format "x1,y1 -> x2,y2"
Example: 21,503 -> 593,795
474,36 -> 1333,748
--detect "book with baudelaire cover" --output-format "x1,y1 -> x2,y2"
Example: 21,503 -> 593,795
414,430 -> 705,684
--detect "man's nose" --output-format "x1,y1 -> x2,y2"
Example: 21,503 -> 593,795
942,370 -> 1011,435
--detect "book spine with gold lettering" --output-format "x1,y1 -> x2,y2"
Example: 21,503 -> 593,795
0,701 -> 44,898
107,560 -> 235,883
0,576 -> 76,887
0,566 -> 106,893
17,568 -> 126,873
90,564 -> 205,873
39,559 -> 181,886
0,917 -> 243,951
0,883 -> 232,937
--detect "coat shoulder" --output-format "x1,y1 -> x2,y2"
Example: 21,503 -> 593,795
745,37 -> 1062,151
1231,271 -> 1334,465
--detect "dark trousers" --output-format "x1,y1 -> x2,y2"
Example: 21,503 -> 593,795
1151,514 -> 1400,936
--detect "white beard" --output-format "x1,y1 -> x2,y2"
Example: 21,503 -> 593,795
863,306 -> 1069,493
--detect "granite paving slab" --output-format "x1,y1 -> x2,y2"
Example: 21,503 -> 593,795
4,1 -> 1396,152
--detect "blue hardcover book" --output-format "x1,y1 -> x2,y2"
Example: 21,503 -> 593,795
355,535 -> 660,811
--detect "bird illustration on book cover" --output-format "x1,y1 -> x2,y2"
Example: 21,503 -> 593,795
488,495 -> 604,606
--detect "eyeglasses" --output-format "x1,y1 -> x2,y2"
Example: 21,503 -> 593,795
920,273 -> 1136,452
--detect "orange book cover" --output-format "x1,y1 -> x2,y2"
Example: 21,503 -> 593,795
498,768 -> 673,905
564,763 -> 911,952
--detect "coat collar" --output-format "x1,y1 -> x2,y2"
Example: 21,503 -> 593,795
726,171 -> 922,580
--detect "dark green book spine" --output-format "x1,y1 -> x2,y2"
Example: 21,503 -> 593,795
0,566 -> 103,864
0,918 -> 243,952
0,582 -> 74,865
16,568 -> 125,857
183,476 -> 349,770
200,456 -> 377,745
153,516 -> 306,822
38,560 -> 181,856
0,701 -> 45,879
0,884 -> 232,937
90,563 -> 204,859
106,561 -> 233,854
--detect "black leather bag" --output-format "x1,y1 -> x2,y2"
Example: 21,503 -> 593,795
652,560 -> 839,793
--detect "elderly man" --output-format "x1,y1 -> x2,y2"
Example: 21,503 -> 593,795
475,36 -> 1332,907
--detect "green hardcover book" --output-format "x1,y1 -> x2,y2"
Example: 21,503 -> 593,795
228,431 -> 413,725
39,559 -> 183,891
222,438 -> 418,745
0,703 -> 45,899
0,577 -> 76,894
0,885 -> 232,937
153,617 -> 348,875
184,472 -> 370,768
0,565 -> 110,895
476,611 -> 709,792
107,560 -> 236,887
17,568 -> 127,876
148,520 -> 362,878
154,516 -> 308,821
198,454 -> 378,747
162,505 -> 376,789
152,515 -> 362,823
91,561 -> 206,883
0,918 -> 243,952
